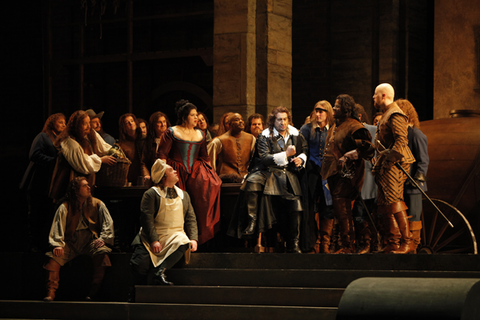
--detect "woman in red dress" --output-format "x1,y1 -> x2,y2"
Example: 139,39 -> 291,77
157,100 -> 222,245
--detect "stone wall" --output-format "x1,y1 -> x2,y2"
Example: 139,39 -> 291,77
434,0 -> 480,119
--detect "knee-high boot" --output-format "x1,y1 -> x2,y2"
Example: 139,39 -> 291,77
357,220 -> 372,254
43,258 -> 61,301
86,254 -> 111,300
333,198 -> 355,254
391,211 -> 415,254
377,202 -> 406,253
242,192 -> 259,236
409,220 -> 422,253
319,219 -> 334,254
287,211 -> 302,253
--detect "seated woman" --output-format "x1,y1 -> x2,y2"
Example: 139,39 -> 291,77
157,99 -> 222,245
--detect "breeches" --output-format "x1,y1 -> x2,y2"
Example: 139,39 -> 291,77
130,243 -> 188,275
405,193 -> 422,221
375,162 -> 410,206
327,175 -> 358,200
46,229 -> 112,267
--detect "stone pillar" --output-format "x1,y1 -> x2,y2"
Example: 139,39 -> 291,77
256,0 -> 292,117
213,0 -> 257,124
213,0 -> 293,123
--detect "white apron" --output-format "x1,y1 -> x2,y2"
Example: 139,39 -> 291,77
140,186 -> 190,268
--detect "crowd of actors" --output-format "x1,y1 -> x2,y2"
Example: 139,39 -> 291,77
20,82 -> 429,301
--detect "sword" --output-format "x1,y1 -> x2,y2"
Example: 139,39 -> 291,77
376,140 -> 454,228
358,194 -> 382,245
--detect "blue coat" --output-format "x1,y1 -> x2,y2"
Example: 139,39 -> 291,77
405,126 -> 429,194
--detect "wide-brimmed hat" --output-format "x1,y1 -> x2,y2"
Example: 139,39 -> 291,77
151,159 -> 167,184
85,109 -> 104,119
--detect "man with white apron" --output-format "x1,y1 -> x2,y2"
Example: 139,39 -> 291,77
130,159 -> 198,290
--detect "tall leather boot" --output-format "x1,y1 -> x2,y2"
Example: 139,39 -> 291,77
333,198 -> 355,254
43,258 -> 61,301
391,211 -> 415,254
319,219 -> 334,254
357,220 -> 372,254
86,254 -> 111,301
242,192 -> 259,236
409,220 -> 422,253
287,211 -> 302,253
377,202 -> 408,253
314,213 -> 321,253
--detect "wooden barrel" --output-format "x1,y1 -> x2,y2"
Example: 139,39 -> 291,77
420,110 -> 480,227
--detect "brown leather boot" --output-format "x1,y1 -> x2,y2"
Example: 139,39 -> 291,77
357,221 -> 372,254
86,254 -> 111,300
391,211 -> 415,254
319,219 -> 334,254
333,198 -> 355,254
409,220 -> 422,253
313,213 -> 321,253
43,258 -> 61,301
377,202 -> 408,253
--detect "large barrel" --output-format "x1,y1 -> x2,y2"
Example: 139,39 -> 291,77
420,110 -> 480,234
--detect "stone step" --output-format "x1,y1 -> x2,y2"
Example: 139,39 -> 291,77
0,300 -> 338,320
184,252 -> 480,271
135,285 -> 344,307
165,268 -> 480,288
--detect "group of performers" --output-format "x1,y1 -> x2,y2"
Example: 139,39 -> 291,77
21,82 -> 429,301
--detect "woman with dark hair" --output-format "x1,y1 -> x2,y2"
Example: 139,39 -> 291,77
143,111 -> 171,176
195,111 -> 213,143
20,113 -> 66,252
50,110 -> 116,201
373,112 -> 383,127
118,113 -> 149,186
216,112 -> 234,137
158,99 -> 222,245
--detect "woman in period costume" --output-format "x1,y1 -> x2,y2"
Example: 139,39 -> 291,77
157,99 -> 222,245
20,113 -> 66,252
143,111 -> 171,178
118,113 -> 150,186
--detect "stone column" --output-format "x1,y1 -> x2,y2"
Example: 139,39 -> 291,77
256,0 -> 292,117
213,0 -> 257,124
213,0 -> 293,123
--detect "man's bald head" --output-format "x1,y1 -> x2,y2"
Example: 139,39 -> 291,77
373,83 -> 395,109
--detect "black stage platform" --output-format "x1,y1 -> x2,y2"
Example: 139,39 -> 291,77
2,252 -> 480,319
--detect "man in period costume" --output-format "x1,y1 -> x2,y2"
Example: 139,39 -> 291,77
130,159 -> 198,290
242,106 -> 308,253
43,177 -> 114,301
352,103 -> 378,254
396,98 -> 429,253
321,95 -> 374,254
372,83 -> 416,254
207,113 -> 256,183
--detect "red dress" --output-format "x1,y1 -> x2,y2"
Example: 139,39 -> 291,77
158,128 -> 222,244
